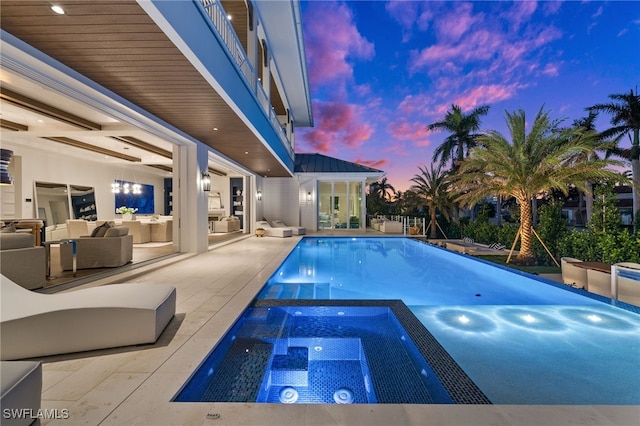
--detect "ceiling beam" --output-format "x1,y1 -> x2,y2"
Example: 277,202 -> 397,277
0,88 -> 102,130
148,164 -> 172,173
42,136 -> 141,162
110,136 -> 172,159
0,119 -> 28,131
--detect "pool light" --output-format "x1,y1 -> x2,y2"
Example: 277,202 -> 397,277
458,315 -> 470,324
279,387 -> 298,403
587,314 -> 602,323
522,314 -> 536,323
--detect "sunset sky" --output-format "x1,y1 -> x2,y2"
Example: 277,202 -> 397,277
295,1 -> 640,192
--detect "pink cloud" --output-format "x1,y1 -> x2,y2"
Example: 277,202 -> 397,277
434,3 -> 482,43
543,1 -> 563,16
542,63 -> 560,77
452,84 -> 519,110
502,1 -> 538,31
385,1 -> 436,41
355,158 -> 387,169
387,119 -> 431,147
398,94 -> 430,115
300,100 -> 373,153
303,2 -> 374,90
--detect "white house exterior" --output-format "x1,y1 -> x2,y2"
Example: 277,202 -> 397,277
0,0 -> 385,264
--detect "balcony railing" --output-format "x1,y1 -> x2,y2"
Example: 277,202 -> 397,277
199,0 -> 294,159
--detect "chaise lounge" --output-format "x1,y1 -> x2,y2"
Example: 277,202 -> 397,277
255,221 -> 292,238
0,274 -> 176,360
270,219 -> 306,235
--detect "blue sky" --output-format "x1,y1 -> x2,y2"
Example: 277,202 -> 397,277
296,1 -> 640,191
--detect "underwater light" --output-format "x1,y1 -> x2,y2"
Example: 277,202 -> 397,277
314,346 -> 323,351
522,314 -> 536,323
458,315 -> 470,324
587,314 -> 602,323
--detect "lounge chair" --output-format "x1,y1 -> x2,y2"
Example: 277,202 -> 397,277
255,221 -> 292,238
0,274 -> 176,360
270,219 -> 306,235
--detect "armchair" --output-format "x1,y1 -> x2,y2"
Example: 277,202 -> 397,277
60,227 -> 133,270
150,219 -> 173,242
122,220 -> 151,243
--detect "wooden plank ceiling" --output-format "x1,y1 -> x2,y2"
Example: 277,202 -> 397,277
0,0 -> 291,177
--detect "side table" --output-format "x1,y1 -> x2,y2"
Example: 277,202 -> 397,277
43,239 -> 78,279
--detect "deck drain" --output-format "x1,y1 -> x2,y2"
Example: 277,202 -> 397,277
279,387 -> 299,403
333,387 -> 354,404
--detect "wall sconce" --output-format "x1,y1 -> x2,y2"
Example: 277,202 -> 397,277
307,191 -> 312,202
0,149 -> 14,186
201,172 -> 211,192
257,190 -> 262,201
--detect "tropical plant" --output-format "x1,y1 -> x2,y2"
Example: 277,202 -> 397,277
427,104 -> 490,168
588,180 -> 623,234
588,89 -> 640,227
409,164 -> 457,238
369,177 -> 396,201
453,107 -> 626,264
570,111 -> 617,223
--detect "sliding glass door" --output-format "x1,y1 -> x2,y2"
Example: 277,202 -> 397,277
317,181 -> 363,230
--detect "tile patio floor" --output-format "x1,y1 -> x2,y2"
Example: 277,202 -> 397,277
34,233 -> 638,426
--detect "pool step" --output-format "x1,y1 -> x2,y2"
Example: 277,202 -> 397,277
270,346 -> 309,386
264,283 -> 332,299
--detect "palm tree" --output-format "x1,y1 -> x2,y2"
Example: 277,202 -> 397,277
427,104 -> 490,168
454,107 -> 626,263
410,164 -> 457,239
570,111 -> 616,223
370,177 -> 396,201
588,89 -> 640,226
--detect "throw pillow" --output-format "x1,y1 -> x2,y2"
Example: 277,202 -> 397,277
104,227 -> 128,237
91,222 -> 112,238
0,222 -> 16,233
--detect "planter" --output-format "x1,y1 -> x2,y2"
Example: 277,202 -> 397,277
122,213 -> 133,221
409,226 -> 420,235
255,229 -> 266,237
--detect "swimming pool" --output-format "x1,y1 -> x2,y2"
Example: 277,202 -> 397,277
256,237 -> 640,405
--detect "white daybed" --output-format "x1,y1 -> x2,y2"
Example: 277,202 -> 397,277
0,274 -> 176,360
270,219 -> 306,235
256,221 -> 292,238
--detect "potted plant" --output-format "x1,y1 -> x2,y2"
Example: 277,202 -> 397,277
116,206 -> 138,221
255,227 -> 266,237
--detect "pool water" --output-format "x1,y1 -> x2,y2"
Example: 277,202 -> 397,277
256,237 -> 640,405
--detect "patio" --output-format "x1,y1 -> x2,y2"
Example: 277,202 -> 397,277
28,234 -> 638,425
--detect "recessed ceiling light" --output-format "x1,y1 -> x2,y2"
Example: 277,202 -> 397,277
51,5 -> 65,14
37,119 -> 44,123
244,151 -> 249,155
213,127 -> 218,131
227,14 -> 232,20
